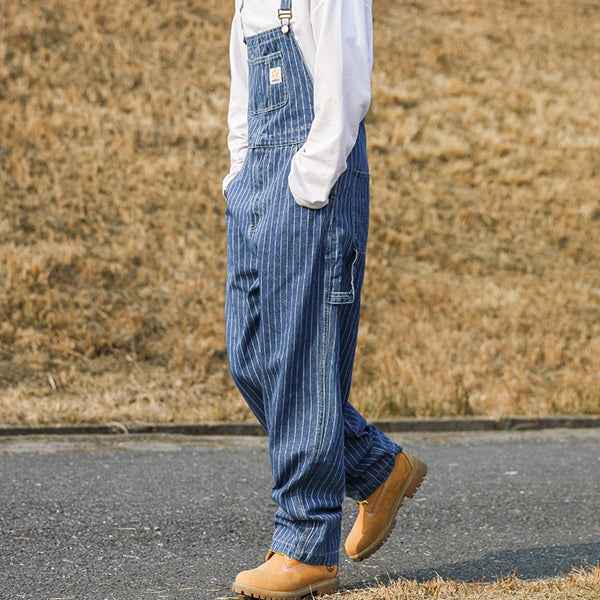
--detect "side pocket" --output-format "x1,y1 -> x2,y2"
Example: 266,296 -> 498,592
326,170 -> 369,305
351,170 -> 370,252
224,166 -> 245,201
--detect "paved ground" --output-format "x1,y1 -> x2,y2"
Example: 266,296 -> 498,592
0,428 -> 599,600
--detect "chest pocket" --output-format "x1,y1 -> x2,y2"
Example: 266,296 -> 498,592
248,51 -> 289,115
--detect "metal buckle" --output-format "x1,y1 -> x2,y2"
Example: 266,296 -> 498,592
278,8 -> 292,34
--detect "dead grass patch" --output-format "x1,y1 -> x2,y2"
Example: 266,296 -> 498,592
335,566 -> 600,600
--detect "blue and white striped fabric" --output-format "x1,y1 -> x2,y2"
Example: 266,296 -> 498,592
225,1 -> 402,567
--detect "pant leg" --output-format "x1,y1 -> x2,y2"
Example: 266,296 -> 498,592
225,159 -> 267,430
253,148 -> 343,566
333,214 -> 401,501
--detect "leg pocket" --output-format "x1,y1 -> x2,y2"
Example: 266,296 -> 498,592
326,170 -> 369,305
327,247 -> 366,305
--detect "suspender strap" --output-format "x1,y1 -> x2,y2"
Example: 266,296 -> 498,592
278,0 -> 292,34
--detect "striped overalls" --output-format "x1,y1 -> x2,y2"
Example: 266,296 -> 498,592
225,0 -> 402,566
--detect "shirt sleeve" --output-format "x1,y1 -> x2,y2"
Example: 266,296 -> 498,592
288,0 -> 373,209
222,8 -> 249,198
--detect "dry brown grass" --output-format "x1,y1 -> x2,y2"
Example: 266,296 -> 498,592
1,0 -> 599,425
334,566 -> 600,600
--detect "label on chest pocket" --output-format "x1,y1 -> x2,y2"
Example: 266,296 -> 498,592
249,51 -> 288,115
269,66 -> 282,85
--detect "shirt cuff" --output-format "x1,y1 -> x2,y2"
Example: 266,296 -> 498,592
288,156 -> 331,210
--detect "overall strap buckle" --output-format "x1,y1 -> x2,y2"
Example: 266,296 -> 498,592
278,8 -> 292,34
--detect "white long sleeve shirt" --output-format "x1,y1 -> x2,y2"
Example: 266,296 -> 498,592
223,0 -> 373,209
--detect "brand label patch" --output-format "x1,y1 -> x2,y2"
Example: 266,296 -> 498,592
270,66 -> 282,85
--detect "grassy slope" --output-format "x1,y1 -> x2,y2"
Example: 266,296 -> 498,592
1,0 -> 600,425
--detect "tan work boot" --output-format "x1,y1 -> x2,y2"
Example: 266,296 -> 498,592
232,550 -> 339,600
345,451 -> 427,562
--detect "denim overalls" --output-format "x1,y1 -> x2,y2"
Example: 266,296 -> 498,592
225,0 -> 401,566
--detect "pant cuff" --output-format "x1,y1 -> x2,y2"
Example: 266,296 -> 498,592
346,443 -> 402,501
269,538 -> 339,566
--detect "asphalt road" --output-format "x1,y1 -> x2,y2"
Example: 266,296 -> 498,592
1,428 -> 599,600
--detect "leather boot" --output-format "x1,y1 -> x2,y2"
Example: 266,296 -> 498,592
345,451 -> 427,562
233,550 -> 339,599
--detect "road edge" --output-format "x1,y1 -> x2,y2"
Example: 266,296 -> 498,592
1,416 -> 599,437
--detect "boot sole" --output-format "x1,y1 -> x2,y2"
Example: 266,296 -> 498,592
232,577 -> 339,600
349,455 -> 427,562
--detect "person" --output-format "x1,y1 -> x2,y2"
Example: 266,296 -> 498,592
222,0 -> 427,597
